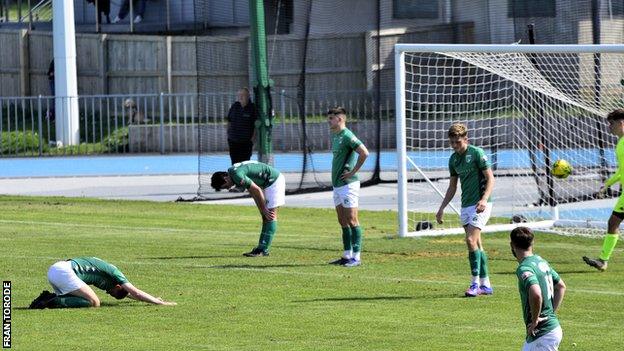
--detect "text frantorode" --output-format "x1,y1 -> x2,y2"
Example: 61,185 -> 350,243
3,281 -> 10,349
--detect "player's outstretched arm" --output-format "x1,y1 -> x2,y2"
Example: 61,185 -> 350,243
122,283 -> 176,306
604,164 -> 622,189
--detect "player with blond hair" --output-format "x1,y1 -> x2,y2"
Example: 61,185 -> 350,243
436,123 -> 495,296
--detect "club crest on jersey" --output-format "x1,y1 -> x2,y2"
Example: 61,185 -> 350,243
466,155 -> 473,163
521,271 -> 533,280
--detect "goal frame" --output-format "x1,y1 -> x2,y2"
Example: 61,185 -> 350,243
395,43 -> 624,237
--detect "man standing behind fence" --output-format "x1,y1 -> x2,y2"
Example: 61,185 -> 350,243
227,87 -> 258,166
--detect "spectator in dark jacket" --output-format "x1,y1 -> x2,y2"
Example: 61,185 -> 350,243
227,87 -> 257,165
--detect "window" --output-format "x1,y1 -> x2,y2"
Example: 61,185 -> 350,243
508,0 -> 556,18
393,0 -> 439,19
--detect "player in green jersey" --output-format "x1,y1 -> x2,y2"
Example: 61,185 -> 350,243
511,227 -> 566,351
211,160 -> 285,256
436,123 -> 495,296
584,109 -> 624,271
29,256 -> 177,309
326,106 -> 369,267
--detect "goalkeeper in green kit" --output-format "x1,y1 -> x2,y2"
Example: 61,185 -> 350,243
583,109 -> 624,271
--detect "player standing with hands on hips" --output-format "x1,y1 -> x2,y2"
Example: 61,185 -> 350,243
510,227 -> 566,351
436,123 -> 495,296
327,107 -> 369,267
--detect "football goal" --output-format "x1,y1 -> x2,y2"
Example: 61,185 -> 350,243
395,44 -> 624,237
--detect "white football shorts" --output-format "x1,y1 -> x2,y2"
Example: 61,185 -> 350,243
333,181 -> 360,208
521,326 -> 563,351
47,260 -> 86,295
265,173 -> 286,209
460,202 -> 493,229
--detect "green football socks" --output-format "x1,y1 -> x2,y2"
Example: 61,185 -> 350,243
342,227 -> 352,252
468,250 -> 481,282
479,250 -> 489,278
49,295 -> 92,308
350,226 -> 363,260
479,250 -> 491,287
599,233 -> 619,261
257,221 -> 277,252
350,226 -> 362,252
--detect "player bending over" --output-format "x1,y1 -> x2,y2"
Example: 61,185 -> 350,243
211,160 -> 285,256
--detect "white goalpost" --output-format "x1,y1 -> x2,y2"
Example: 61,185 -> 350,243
395,44 -> 624,238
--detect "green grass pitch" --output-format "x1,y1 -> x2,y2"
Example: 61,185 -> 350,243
1,195 -> 622,350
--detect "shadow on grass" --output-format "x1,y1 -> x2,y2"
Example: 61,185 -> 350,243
16,301 -> 147,310
294,294 -> 458,303
206,263 -> 328,269
143,255 -> 237,260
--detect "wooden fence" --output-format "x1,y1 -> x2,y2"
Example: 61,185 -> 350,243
0,22 -> 470,98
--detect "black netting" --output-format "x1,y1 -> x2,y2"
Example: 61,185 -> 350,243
190,0 -> 624,200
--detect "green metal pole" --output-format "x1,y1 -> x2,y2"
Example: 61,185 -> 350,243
248,0 -> 273,164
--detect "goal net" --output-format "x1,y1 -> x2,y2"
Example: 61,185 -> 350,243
395,44 -> 624,237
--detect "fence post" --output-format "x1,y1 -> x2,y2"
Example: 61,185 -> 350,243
100,34 -> 108,94
280,89 -> 286,151
19,29 -> 30,97
159,92 -> 165,154
37,95 -> 43,156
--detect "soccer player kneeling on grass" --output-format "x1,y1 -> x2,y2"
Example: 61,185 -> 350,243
436,123 -> 494,297
583,109 -> 624,271
29,256 -> 177,309
511,227 -> 566,351
211,160 -> 285,257
326,107 -> 369,267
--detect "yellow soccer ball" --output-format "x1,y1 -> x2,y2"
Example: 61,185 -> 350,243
551,159 -> 572,179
